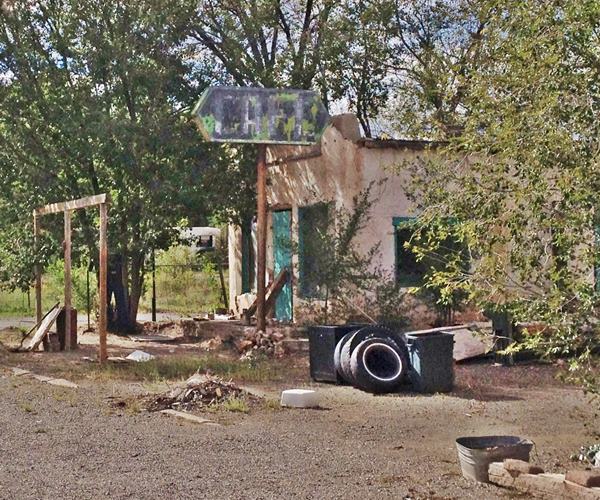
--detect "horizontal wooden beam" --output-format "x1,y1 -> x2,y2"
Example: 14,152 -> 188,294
34,194 -> 108,216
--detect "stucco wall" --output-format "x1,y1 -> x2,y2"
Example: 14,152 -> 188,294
228,114 -> 437,321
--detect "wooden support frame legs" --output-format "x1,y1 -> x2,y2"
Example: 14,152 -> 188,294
33,194 -> 109,363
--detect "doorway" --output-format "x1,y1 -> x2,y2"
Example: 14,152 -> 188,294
272,209 -> 293,322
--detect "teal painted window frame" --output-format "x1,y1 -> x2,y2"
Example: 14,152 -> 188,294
298,202 -> 330,299
393,217 -> 424,287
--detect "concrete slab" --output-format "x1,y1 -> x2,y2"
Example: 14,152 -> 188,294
160,409 -> 221,427
11,368 -> 31,377
46,378 -> 78,389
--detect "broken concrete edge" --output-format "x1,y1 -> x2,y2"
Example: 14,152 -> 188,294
46,378 -> 78,389
488,461 -> 600,499
9,366 -> 78,388
11,367 -> 31,376
567,469 -> 600,488
160,409 -> 222,427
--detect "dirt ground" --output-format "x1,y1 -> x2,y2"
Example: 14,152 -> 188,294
0,327 -> 598,500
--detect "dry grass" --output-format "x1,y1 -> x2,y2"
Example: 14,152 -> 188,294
0,327 -> 27,350
81,355 -> 283,384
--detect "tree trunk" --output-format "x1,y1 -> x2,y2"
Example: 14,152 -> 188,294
106,251 -> 145,334
128,250 -> 145,329
107,254 -> 130,332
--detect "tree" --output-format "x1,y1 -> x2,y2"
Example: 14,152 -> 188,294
191,0 -> 337,89
191,0 -> 397,136
381,0 -> 490,139
323,0 -> 391,136
402,0 -> 600,394
0,0 -> 231,331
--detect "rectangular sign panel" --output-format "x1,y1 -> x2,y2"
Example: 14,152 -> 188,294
192,87 -> 330,145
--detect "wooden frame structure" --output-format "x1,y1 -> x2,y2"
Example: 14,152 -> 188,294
33,194 -> 109,363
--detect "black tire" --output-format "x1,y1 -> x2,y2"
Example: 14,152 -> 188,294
334,330 -> 357,381
347,325 -> 400,354
339,331 -> 359,384
350,337 -> 409,394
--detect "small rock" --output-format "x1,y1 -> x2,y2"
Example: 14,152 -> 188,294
107,356 -> 130,363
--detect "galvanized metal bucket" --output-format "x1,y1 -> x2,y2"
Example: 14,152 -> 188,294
456,435 -> 533,482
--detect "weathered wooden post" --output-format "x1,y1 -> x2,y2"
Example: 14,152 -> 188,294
192,87 -> 329,331
99,201 -> 108,363
255,144 -> 268,331
151,248 -> 157,323
63,209 -> 72,351
33,213 -> 42,324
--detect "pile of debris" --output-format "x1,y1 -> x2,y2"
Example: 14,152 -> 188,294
237,329 -> 285,359
572,444 -> 600,467
145,376 -> 254,412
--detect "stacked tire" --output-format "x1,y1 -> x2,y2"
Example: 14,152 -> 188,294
333,326 -> 409,394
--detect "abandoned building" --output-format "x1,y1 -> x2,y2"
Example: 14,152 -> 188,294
227,114 -> 445,325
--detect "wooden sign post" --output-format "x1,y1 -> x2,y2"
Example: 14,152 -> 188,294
193,87 -> 329,331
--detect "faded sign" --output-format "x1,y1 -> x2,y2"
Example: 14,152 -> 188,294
192,87 -> 330,145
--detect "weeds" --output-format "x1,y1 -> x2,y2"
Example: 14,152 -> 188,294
85,355 -> 281,384
52,391 -> 76,407
264,398 -> 281,411
18,402 -> 35,414
220,397 -> 249,413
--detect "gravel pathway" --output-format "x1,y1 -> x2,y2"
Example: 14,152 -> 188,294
0,364 -> 596,500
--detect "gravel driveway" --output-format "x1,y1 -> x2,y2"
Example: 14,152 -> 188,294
0,358 -> 596,500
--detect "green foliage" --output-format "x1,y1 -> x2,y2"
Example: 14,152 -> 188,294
192,0 -> 337,89
400,218 -> 470,323
191,0 -> 396,136
219,397 -> 249,413
139,245 -> 224,314
42,260 -> 97,314
401,0 -> 600,395
296,181 -> 407,327
0,261 -> 96,317
0,0 -> 240,329
382,0 -> 490,139
323,0 -> 392,136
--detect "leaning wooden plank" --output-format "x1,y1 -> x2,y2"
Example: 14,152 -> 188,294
264,268 -> 290,314
244,268 -> 289,321
33,194 -> 107,216
24,305 -> 62,351
17,301 -> 60,349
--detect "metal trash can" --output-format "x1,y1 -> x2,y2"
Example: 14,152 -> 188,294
308,324 -> 365,383
405,331 -> 454,393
